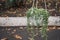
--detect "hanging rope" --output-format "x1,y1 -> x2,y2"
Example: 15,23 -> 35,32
32,0 -> 38,8
32,0 -> 35,7
44,0 -> 47,9
36,0 -> 38,8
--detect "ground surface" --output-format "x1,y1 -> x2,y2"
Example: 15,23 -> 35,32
0,27 -> 60,40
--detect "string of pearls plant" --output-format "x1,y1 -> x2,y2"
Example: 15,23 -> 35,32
26,7 -> 49,40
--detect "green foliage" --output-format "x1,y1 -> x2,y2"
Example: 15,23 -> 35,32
26,7 -> 50,40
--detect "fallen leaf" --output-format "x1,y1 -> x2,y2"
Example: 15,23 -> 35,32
14,34 -> 22,39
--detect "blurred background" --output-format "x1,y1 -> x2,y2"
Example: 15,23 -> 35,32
0,0 -> 60,17
0,0 -> 60,40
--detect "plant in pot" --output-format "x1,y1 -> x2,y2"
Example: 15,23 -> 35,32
26,0 -> 50,40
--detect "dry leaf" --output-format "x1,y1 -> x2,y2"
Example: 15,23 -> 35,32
14,34 -> 22,39
1,38 -> 8,40
13,29 -> 16,32
19,27 -> 23,30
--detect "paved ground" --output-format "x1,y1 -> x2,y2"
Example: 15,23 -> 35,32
0,27 -> 60,40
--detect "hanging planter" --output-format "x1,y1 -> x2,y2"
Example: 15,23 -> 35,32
26,0 -> 50,40
26,7 -> 50,40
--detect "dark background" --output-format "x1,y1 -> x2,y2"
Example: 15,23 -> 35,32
0,0 -> 60,17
